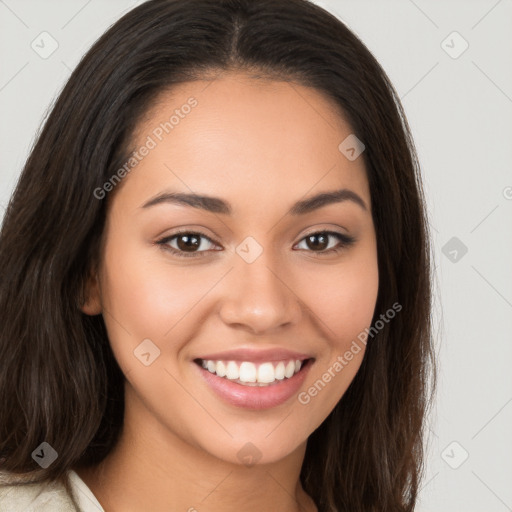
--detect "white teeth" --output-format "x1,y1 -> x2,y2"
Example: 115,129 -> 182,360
225,361 -> 239,380
275,362 -> 285,380
199,358 -> 306,385
257,362 -> 275,383
284,360 -> 296,378
239,362 -> 257,383
215,360 -> 227,378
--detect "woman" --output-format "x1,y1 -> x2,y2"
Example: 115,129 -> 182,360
0,0 -> 435,510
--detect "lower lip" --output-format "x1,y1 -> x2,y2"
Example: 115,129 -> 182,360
193,359 -> 314,410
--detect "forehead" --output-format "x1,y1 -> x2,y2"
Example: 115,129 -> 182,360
120,71 -> 370,213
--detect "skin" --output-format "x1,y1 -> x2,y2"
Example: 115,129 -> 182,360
77,71 -> 379,512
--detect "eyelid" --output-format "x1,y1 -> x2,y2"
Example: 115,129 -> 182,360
156,229 -> 219,258
156,228 -> 356,259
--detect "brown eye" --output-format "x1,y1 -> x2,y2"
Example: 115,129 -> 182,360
295,231 -> 356,256
157,229 -> 355,259
157,231 -> 218,258
305,233 -> 329,251
175,233 -> 201,252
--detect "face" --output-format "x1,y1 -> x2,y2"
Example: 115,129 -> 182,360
83,71 -> 379,466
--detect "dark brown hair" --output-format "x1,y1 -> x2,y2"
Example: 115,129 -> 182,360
0,1 -> 435,510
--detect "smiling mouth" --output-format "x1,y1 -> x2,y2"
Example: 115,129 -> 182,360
193,357 -> 314,387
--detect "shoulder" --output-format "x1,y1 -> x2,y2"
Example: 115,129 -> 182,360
0,471 -> 77,511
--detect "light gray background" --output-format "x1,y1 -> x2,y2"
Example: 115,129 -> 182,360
1,1 -> 511,511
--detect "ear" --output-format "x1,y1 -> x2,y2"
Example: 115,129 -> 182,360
80,269 -> 103,316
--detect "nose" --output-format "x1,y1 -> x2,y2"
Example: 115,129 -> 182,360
218,251 -> 303,335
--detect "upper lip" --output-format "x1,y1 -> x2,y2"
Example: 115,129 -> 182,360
195,348 -> 314,363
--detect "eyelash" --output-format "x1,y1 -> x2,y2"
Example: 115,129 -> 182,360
156,229 -> 356,259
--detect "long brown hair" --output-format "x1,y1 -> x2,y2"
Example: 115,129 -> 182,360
0,1 -> 435,510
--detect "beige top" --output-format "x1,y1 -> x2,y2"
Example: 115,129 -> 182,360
0,469 -> 104,512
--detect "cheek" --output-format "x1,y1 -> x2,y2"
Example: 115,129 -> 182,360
98,235 -> 209,366
304,250 -> 379,349
293,247 -> 379,417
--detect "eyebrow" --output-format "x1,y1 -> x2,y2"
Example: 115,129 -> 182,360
141,188 -> 368,215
